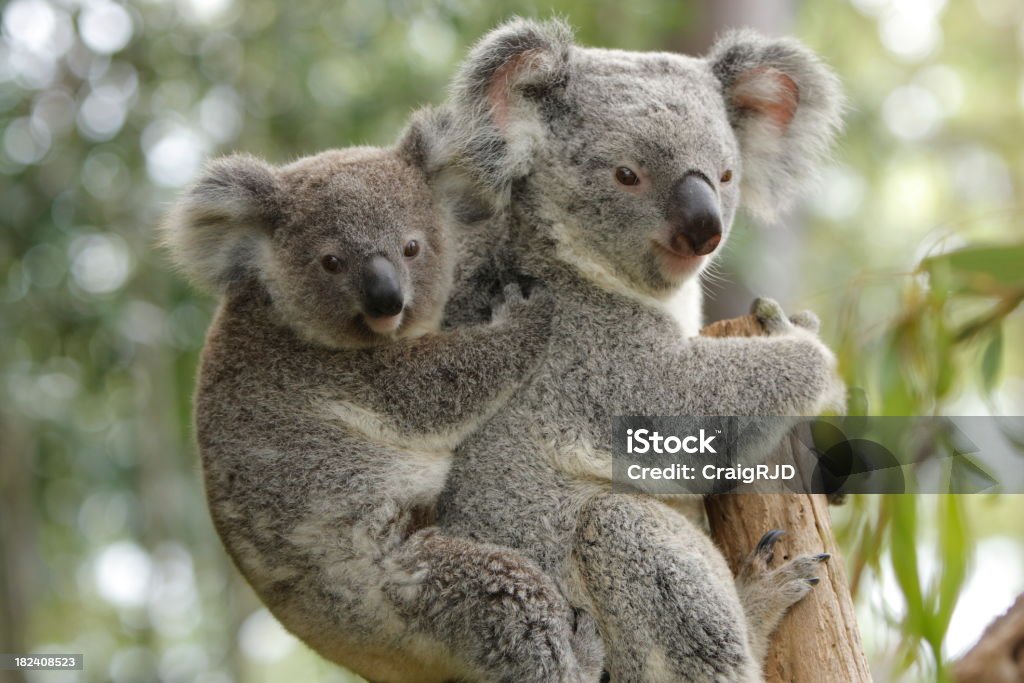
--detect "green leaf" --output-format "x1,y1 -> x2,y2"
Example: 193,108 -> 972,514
888,496 -> 925,638
925,242 -> 1024,282
980,326 -> 1004,393
934,496 -> 968,641
880,330 -> 917,415
922,244 -> 1024,294
847,387 -> 869,417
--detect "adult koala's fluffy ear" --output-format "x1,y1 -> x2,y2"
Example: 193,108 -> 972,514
709,31 -> 843,221
446,17 -> 573,194
161,154 -> 281,293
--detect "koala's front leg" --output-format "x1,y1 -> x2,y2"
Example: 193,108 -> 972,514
571,494 -> 761,683
383,527 -> 604,683
628,298 -> 844,418
348,284 -> 554,437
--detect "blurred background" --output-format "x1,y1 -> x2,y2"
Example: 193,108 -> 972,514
1,0 -> 1022,681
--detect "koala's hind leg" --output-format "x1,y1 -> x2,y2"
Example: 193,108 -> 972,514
733,530 -> 829,665
572,495 -> 760,683
383,528 -> 604,683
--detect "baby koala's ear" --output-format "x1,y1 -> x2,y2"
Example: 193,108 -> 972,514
161,153 -> 281,293
708,30 -> 844,221
396,105 -> 448,175
445,17 -> 573,192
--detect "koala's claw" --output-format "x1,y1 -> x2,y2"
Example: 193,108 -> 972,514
747,551 -> 827,611
777,554 -> 828,597
815,553 -> 831,563
755,529 -> 786,561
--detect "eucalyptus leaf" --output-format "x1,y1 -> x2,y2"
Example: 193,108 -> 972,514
981,326 -> 1004,394
922,244 -> 1024,295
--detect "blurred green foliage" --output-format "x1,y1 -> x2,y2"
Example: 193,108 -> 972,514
1,0 -> 1022,682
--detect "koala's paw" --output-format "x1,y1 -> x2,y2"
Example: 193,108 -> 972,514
750,298 -> 823,336
490,284 -> 521,324
491,282 -> 525,314
749,298 -> 846,414
493,282 -> 555,331
751,297 -> 787,334
735,530 -> 831,660
503,282 -> 527,305
739,530 -> 830,613
788,310 -> 821,333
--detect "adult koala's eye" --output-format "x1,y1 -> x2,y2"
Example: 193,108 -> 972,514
720,169 -> 734,183
403,240 -> 420,259
614,166 -> 640,186
321,255 -> 342,273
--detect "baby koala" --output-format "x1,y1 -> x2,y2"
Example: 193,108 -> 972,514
162,114 -> 602,683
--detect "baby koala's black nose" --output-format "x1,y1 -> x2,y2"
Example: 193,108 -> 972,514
667,174 -> 723,257
362,255 -> 404,317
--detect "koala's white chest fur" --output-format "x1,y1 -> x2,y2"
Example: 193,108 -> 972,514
550,220 -> 705,338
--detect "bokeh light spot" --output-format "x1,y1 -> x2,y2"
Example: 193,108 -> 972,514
79,1 -> 134,55
94,541 -> 152,608
69,233 -> 133,295
238,609 -> 298,663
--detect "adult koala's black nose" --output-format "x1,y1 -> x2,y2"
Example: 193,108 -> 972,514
362,255 -> 404,317
667,174 -> 723,257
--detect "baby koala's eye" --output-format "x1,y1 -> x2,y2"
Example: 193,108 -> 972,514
321,254 -> 342,273
615,166 -> 640,186
720,169 -> 734,184
403,240 -> 420,259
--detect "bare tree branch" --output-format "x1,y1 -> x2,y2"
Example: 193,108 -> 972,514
952,593 -> 1024,683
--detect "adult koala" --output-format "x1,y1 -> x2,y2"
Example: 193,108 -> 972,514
434,19 -> 845,682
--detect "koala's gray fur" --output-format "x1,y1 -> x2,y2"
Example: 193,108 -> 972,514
434,19 -> 845,682
162,114 -> 604,683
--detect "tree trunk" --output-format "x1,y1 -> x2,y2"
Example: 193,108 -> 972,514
701,316 -> 872,682
952,593 -> 1024,683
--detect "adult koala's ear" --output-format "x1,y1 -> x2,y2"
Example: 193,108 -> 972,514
709,30 -> 843,220
446,17 -> 573,194
161,154 -> 281,293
